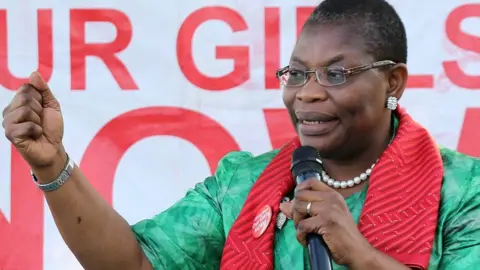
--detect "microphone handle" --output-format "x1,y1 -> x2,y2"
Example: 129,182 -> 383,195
296,171 -> 333,270
307,234 -> 333,270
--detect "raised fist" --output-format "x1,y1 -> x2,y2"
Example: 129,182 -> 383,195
2,72 -> 65,176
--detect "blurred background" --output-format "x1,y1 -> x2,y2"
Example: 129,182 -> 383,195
0,0 -> 479,269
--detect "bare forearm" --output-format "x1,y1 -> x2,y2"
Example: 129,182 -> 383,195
34,155 -> 151,270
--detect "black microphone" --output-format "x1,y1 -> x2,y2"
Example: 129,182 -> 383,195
291,146 -> 333,270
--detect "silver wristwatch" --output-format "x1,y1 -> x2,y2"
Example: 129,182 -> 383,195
31,155 -> 75,192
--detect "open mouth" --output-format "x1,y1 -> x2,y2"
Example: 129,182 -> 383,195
300,120 -> 331,125
296,112 -> 339,136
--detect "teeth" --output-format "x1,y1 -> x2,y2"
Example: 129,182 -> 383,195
302,120 -> 321,125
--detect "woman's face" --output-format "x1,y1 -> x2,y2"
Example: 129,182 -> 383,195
282,24 -> 407,159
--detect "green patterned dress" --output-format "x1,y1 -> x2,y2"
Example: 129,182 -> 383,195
131,147 -> 480,269
132,112 -> 480,270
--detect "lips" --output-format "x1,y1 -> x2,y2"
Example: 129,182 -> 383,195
295,111 -> 339,136
296,111 -> 338,123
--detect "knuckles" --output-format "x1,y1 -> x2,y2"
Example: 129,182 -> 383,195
331,190 -> 344,201
1,105 -> 9,118
296,178 -> 316,190
292,200 -> 303,214
24,122 -> 36,134
296,219 -> 311,233
4,125 -> 14,141
2,85 -> 43,143
304,178 -> 318,186
16,94 -> 36,108
17,106 -> 33,121
2,89 -> 42,122
293,189 -> 308,200
17,83 -> 41,101
26,123 -> 42,139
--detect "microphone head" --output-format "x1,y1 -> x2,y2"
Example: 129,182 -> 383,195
291,146 -> 323,177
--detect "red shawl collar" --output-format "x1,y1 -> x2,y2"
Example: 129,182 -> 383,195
220,107 -> 443,269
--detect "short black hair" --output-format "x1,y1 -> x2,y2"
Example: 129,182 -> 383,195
304,0 -> 408,64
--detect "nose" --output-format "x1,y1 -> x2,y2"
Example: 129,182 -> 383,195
295,76 -> 328,103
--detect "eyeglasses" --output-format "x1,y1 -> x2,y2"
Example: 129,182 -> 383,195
275,60 -> 396,87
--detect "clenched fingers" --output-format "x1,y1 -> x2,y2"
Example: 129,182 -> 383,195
294,189 -> 328,204
3,84 -> 44,143
296,216 -> 326,246
2,84 -> 43,124
2,84 -> 43,117
2,105 -> 42,128
293,199 -> 329,229
4,122 -> 43,143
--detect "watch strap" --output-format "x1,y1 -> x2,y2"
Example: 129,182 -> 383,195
31,155 -> 75,192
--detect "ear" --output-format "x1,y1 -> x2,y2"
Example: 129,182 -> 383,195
386,63 -> 408,100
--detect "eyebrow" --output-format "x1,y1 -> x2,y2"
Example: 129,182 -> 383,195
290,54 -> 345,67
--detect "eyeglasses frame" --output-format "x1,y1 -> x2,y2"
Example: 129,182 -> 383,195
275,60 -> 397,87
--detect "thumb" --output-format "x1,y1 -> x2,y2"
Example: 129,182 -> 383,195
279,201 -> 294,219
29,71 -> 59,110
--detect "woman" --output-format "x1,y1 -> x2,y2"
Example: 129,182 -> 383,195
2,0 -> 479,269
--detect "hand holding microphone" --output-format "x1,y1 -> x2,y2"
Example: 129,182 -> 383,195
292,146 -> 377,269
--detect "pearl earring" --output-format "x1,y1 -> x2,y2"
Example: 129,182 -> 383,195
386,96 -> 398,110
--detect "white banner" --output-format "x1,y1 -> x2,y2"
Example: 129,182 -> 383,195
0,1 -> 479,269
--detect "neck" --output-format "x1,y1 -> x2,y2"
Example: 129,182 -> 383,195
321,113 -> 393,181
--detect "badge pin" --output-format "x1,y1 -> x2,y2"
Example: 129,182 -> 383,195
276,212 -> 287,230
252,205 -> 273,238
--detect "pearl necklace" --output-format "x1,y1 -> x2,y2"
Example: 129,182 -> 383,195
321,162 -> 376,189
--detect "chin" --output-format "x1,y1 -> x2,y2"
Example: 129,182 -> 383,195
298,135 -> 338,158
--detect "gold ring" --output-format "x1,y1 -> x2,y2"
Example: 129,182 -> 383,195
306,202 -> 312,216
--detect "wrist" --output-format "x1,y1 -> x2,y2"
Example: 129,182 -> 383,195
31,149 -> 68,184
348,245 -> 379,269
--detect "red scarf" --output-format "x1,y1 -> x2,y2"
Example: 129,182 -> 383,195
220,107 -> 443,269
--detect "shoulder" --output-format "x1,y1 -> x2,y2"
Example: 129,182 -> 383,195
439,147 -> 480,221
209,149 -> 279,201
440,147 -> 480,190
215,149 -> 279,177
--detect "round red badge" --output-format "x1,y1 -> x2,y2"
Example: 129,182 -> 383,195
252,205 -> 273,238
